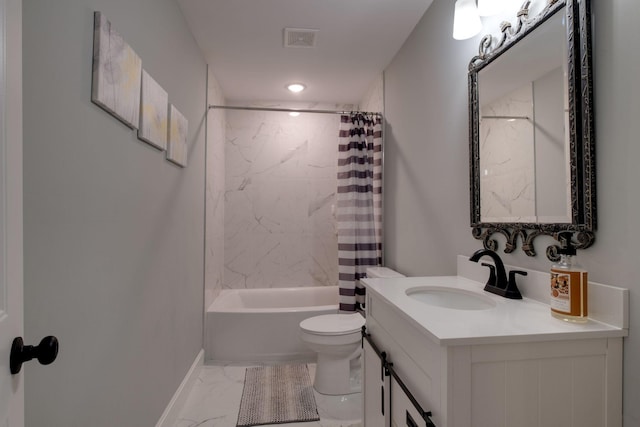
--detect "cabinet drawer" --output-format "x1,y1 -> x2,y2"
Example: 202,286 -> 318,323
369,294 -> 440,374
368,294 -> 442,413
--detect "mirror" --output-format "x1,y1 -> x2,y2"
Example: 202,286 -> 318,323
479,10 -> 569,224
468,0 -> 595,261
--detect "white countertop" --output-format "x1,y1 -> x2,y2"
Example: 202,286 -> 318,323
362,275 -> 628,346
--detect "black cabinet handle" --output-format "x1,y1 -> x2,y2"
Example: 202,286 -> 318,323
10,336 -> 59,374
406,411 -> 418,427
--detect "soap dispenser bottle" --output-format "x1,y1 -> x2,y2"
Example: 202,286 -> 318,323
550,233 -> 588,322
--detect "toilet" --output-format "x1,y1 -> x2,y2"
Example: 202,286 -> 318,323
299,267 -> 405,395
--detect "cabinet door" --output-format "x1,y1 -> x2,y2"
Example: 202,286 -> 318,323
390,376 -> 433,427
363,337 -> 390,427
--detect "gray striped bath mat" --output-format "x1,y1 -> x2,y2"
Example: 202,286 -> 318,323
236,364 -> 320,426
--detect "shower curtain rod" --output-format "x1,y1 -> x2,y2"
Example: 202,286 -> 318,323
208,105 -> 382,116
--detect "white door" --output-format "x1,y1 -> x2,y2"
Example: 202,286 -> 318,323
0,0 -> 24,425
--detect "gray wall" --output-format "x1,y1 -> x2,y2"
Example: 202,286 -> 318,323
22,0 -> 207,425
383,0 -> 640,425
384,0 -> 475,275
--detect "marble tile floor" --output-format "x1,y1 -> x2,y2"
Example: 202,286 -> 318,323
173,363 -> 363,427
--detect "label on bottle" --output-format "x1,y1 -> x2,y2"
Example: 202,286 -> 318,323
550,269 -> 588,316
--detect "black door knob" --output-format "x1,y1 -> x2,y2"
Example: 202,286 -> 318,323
10,336 -> 59,375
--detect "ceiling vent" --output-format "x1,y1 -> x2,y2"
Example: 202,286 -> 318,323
284,28 -> 319,48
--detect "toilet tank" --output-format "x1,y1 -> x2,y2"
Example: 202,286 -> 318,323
365,266 -> 405,279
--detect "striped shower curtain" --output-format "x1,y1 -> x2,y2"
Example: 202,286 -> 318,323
337,113 -> 383,312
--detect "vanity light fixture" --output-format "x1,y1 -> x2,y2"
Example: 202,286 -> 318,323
477,0 -> 507,16
289,111 -> 301,117
286,83 -> 306,93
453,0 -> 483,40
453,0 -> 508,40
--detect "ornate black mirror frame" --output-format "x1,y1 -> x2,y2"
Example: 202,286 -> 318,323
468,0 -> 595,261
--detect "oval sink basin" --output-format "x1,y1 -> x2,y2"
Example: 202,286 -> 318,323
406,286 -> 496,311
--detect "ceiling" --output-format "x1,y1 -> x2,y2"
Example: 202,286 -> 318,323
177,0 -> 433,104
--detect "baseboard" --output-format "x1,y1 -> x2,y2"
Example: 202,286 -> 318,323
156,349 -> 204,427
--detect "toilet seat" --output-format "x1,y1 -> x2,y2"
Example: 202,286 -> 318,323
300,314 -> 365,336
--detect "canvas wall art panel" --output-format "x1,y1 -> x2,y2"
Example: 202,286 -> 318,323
91,11 -> 142,129
138,70 -> 168,150
167,104 -> 188,167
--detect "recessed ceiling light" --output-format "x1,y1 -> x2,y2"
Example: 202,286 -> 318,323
289,112 -> 301,117
287,83 -> 306,93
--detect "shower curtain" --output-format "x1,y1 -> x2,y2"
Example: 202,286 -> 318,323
337,113 -> 383,312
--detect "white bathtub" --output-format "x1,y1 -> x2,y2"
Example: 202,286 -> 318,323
205,286 -> 339,363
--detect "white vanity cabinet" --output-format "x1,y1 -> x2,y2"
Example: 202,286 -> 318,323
363,284 -> 625,427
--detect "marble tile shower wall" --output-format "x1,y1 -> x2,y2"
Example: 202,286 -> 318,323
205,70 -> 226,309
480,84 -> 535,222
359,74 -> 384,114
224,104 -> 353,289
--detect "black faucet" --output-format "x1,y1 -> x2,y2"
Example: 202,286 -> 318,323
469,249 -> 525,299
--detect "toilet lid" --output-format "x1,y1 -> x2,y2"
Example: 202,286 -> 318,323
300,314 -> 365,336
